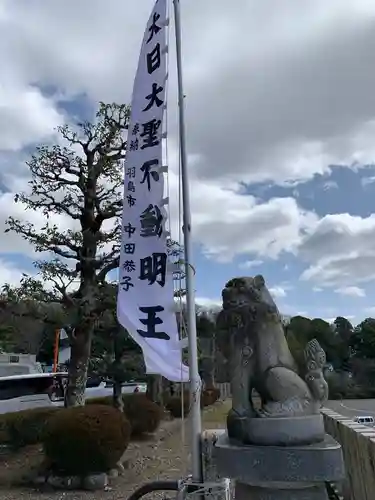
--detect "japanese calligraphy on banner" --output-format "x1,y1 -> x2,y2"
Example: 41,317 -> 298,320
117,0 -> 189,382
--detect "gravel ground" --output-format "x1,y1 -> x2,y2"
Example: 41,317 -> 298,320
0,401 -> 230,500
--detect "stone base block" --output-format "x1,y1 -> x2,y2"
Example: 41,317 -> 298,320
227,414 -> 325,446
214,433 -> 344,500
235,481 -> 329,500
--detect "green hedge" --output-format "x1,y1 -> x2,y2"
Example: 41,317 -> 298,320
0,393 -> 163,449
0,407 -> 59,448
0,388 -> 218,448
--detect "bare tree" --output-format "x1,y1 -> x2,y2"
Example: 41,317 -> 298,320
3,102 -> 130,406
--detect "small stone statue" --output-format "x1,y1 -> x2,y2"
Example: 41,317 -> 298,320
217,275 -> 328,444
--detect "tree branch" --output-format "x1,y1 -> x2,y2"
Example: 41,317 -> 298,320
97,257 -> 120,283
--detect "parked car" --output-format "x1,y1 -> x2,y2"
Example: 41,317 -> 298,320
0,353 -> 43,377
0,370 -> 147,415
353,416 -> 374,427
85,379 -> 147,399
0,372 -> 67,414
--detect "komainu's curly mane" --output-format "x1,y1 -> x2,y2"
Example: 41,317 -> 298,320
217,275 -> 281,333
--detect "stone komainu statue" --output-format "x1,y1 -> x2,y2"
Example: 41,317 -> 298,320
216,275 -> 329,430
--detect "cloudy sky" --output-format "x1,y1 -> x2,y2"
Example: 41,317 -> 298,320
1,0 -> 375,325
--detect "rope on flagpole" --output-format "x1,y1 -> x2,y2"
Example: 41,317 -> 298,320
176,16 -> 187,452
168,0 -> 202,466
164,0 -> 188,449
165,0 -> 203,472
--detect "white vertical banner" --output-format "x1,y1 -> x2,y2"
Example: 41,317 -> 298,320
117,0 -> 189,382
58,328 -> 71,364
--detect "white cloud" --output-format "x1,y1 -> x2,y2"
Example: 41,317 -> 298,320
195,297 -> 221,309
239,260 -> 263,270
269,286 -> 287,299
299,213 -> 375,286
195,284 -> 293,312
334,286 -> 365,297
323,180 -> 338,191
277,303 -> 309,317
0,80 -> 63,151
313,287 -> 323,292
164,141 -> 318,263
0,0 -> 375,186
0,145 -> 316,282
0,259 -> 30,288
361,175 -> 375,187
322,318 -> 336,324
0,191 -> 79,257
191,191 -> 316,262
324,315 -> 355,324
183,5 -> 375,185
301,253 -> 375,286
0,256 -> 81,296
0,193 -> 46,256
2,0 -> 375,297
299,213 -> 375,262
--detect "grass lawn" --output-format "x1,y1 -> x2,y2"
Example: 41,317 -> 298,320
203,400 -> 231,427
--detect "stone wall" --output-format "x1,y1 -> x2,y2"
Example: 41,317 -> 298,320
322,408 -> 375,500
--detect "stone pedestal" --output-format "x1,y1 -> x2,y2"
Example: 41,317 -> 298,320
228,414 -> 326,446
235,482 -> 328,500
214,433 -> 345,500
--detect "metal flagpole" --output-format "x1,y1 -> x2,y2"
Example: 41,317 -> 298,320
172,0 -> 203,483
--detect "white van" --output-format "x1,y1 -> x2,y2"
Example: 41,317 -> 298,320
353,416 -> 374,427
0,372 -> 148,415
0,372 -> 66,414
0,353 -> 43,377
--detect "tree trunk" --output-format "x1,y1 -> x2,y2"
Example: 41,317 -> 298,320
113,381 -> 124,412
200,356 -> 215,390
161,376 -> 172,396
146,375 -> 163,405
113,332 -> 124,412
64,322 -> 93,407
64,162 -> 99,407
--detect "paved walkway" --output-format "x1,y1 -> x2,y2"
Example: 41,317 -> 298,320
326,399 -> 375,418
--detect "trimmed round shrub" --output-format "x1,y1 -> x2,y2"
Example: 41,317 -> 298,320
213,387 -> 220,401
200,390 -> 213,408
3,407 -> 59,448
165,387 -> 220,417
42,404 -> 130,475
122,394 -> 163,437
86,394 -> 163,437
165,394 -> 190,418
201,387 -> 221,407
